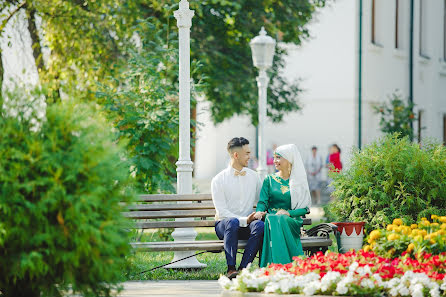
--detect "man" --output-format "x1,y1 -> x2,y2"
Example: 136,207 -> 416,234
211,137 -> 264,279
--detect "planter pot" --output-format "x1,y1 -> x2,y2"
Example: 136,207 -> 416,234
332,222 -> 365,253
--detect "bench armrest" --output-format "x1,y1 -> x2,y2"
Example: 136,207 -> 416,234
304,223 -> 338,238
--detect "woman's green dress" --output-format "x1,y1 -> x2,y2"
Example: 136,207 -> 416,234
256,174 -> 309,267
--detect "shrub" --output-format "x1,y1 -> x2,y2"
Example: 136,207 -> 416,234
373,92 -> 417,140
364,216 -> 446,258
0,90 -> 134,297
326,134 -> 446,234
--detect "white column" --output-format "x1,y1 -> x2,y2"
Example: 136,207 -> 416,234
257,69 -> 269,181
166,0 -> 206,269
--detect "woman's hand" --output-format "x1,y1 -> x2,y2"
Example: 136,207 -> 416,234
253,211 -> 266,220
276,209 -> 290,216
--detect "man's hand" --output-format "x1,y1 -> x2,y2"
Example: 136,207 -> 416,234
247,212 -> 257,224
253,211 -> 266,220
276,209 -> 290,216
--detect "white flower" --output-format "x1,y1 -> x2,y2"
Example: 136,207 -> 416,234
361,278 -> 375,290
336,281 -> 348,295
218,275 -> 233,290
349,261 -> 359,272
264,281 -> 280,294
411,283 -> 424,297
302,281 -> 318,296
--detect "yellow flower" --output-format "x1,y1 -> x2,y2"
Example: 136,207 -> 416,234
410,224 -> 418,229
363,245 -> 372,252
367,238 -> 375,244
402,226 -> 411,235
430,239 -> 436,244
369,230 -> 381,240
421,217 -> 428,221
431,215 -> 439,221
431,222 -> 440,228
441,223 -> 446,230
414,235 -> 423,241
420,230 -> 427,237
406,243 -> 415,253
440,217 -> 446,223
387,224 -> 395,231
411,229 -> 419,236
419,220 -> 430,227
393,218 -> 403,226
387,234 -> 400,241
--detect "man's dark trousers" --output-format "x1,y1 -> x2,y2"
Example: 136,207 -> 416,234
215,218 -> 264,269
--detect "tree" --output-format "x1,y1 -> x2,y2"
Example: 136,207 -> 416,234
1,0 -> 327,123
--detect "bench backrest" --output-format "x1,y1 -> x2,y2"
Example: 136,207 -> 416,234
123,194 -> 312,229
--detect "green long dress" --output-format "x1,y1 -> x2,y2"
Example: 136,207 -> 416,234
256,174 -> 309,267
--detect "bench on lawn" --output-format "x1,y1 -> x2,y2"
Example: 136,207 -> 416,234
123,194 -> 337,267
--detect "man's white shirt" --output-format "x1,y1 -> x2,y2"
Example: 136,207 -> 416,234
211,165 -> 262,227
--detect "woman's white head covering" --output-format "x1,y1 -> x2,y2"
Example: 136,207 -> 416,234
275,144 -> 312,210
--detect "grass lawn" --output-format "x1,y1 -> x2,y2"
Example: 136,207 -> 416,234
123,224 -> 339,281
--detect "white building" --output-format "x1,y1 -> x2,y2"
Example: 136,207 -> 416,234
194,0 -> 446,180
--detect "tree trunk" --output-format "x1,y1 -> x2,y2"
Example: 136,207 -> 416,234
26,7 -> 44,74
25,5 -> 60,103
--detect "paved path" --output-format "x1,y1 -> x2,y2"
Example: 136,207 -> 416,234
117,280 -> 336,297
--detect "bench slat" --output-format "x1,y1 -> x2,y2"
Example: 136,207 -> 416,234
123,209 -> 216,219
130,237 -> 332,252
126,203 -> 215,211
131,218 -> 312,229
138,194 -> 212,202
135,220 -> 216,229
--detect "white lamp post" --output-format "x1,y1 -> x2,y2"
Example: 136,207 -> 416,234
166,0 -> 206,269
250,27 -> 276,181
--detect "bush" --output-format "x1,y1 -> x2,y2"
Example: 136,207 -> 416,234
364,216 -> 446,258
326,134 -> 446,234
373,92 -> 417,140
0,90 -> 134,297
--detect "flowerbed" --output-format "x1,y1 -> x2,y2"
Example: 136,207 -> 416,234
365,216 -> 446,258
219,250 -> 446,296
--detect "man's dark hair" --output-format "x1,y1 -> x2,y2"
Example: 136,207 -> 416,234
333,144 -> 341,153
311,146 -> 317,150
227,137 -> 249,152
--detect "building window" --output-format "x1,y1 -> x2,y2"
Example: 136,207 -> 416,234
371,0 -> 384,46
419,0 -> 429,57
395,0 -> 407,49
443,115 -> 446,145
418,110 -> 423,143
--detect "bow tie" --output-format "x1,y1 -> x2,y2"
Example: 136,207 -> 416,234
234,170 -> 246,176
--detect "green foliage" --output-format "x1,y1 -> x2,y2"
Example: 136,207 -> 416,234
373,92 -> 417,140
3,0 -> 327,124
97,19 -> 196,193
0,88 -> 134,297
326,134 -> 446,235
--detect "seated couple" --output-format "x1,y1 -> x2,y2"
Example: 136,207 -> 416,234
211,137 -> 312,279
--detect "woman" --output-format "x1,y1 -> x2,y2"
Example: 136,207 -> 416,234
254,144 -> 312,267
326,144 -> 342,196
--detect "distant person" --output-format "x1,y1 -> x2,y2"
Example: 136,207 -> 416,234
326,144 -> 342,196
211,137 -> 264,279
305,146 -> 323,205
266,144 -> 278,174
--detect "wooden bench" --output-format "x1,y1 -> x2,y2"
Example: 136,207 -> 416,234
123,194 -> 337,265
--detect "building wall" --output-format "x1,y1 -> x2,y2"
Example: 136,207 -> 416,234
195,0 -> 356,179
360,0 -> 446,145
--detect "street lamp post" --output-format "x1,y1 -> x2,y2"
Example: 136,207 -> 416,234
250,27 -> 276,181
165,0 -> 206,269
